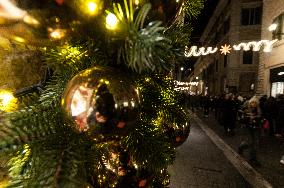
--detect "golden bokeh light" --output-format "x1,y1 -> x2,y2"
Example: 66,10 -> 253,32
88,2 -> 98,14
0,90 -> 17,112
106,13 -> 118,30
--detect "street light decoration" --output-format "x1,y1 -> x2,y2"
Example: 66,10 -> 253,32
184,39 -> 278,57
220,44 -> 232,55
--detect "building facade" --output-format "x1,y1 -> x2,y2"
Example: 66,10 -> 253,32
190,0 -> 263,96
256,0 -> 284,97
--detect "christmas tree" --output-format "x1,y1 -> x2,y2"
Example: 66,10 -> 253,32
0,0 -> 203,187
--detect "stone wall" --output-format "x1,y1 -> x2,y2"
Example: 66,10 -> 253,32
257,0 -> 284,96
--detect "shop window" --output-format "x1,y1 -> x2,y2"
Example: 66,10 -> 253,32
241,6 -> 262,25
243,50 -> 253,64
271,82 -> 284,97
272,13 -> 284,40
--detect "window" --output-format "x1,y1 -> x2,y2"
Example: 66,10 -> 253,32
243,50 -> 253,64
271,82 -> 284,97
241,6 -> 262,25
272,13 -> 284,40
224,55 -> 227,67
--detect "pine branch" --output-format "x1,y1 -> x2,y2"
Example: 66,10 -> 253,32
183,0 -> 204,19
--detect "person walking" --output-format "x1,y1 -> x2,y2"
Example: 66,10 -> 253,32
238,96 -> 262,166
222,93 -> 237,135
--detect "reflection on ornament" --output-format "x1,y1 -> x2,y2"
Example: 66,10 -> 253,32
164,122 -> 190,147
48,28 -> 66,40
220,44 -> 232,55
184,46 -> 218,57
62,67 -> 139,135
233,40 -> 278,52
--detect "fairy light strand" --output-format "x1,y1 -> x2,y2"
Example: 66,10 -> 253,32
184,39 -> 278,57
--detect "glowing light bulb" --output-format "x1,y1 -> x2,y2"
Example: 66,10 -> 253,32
23,14 -> 39,25
49,29 -> 65,39
87,2 -> 98,14
268,23 -> 278,31
106,13 -> 118,30
13,36 -> 25,43
0,90 -> 17,111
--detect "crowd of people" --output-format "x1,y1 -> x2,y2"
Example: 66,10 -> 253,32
185,93 -> 284,166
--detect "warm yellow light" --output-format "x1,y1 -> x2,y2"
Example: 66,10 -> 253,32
23,14 -> 39,25
134,0 -> 139,5
87,2 -> 98,14
268,23 -> 278,31
49,29 -> 66,39
105,80 -> 110,85
0,90 -> 17,112
106,13 -> 118,30
13,36 -> 25,43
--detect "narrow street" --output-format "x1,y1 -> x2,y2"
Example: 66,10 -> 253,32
169,114 -> 251,188
169,109 -> 283,188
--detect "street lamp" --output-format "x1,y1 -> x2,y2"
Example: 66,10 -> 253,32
178,67 -> 184,81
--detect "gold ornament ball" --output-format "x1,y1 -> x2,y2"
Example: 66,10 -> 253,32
62,66 -> 139,135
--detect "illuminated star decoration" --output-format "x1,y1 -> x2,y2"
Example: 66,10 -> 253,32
220,44 -> 232,55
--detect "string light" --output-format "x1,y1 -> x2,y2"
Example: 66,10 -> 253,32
185,39 -> 278,57
185,46 -> 218,57
233,40 -> 278,52
106,13 -> 118,30
174,81 -> 198,86
220,44 -> 232,55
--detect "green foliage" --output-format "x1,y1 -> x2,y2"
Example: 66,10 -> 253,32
0,0 -> 202,187
183,0 -> 204,20
112,1 -> 174,73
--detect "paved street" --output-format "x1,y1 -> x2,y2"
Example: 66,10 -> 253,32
169,115 -> 251,188
169,109 -> 284,188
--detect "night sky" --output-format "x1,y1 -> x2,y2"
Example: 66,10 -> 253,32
190,0 -> 219,44
182,0 -> 219,76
